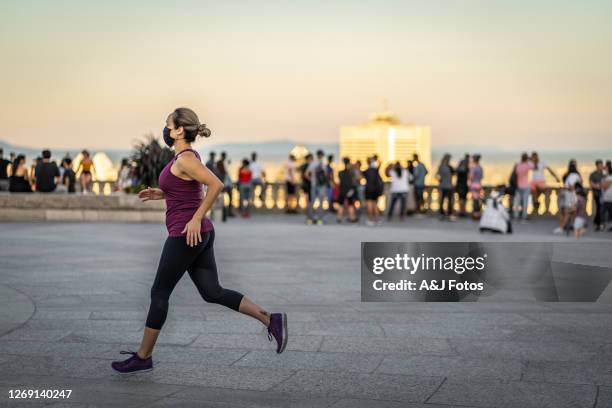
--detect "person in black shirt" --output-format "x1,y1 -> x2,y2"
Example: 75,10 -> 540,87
300,153 -> 313,203
0,148 -> 11,191
336,157 -> 357,223
35,150 -> 60,192
9,155 -> 32,193
206,151 -> 218,177
455,154 -> 470,217
589,159 -> 605,231
62,158 -> 77,193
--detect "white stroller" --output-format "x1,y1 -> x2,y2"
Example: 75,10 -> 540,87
479,190 -> 512,234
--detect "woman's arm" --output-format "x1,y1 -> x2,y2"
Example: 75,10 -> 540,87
176,153 -> 224,246
546,166 -> 560,182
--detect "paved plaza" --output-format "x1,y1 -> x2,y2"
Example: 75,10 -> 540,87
1,216 -> 612,407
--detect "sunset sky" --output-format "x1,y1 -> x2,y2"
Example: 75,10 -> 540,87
1,0 -> 611,151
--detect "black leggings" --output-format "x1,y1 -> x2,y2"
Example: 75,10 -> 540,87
145,229 -> 244,330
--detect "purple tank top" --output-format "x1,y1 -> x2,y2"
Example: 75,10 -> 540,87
158,148 -> 214,237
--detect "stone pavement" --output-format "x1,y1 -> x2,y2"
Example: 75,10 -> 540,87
0,215 -> 611,407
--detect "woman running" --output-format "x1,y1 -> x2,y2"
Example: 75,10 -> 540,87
111,107 -> 288,375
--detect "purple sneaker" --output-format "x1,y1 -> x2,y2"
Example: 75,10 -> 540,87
111,350 -> 153,375
267,313 -> 288,354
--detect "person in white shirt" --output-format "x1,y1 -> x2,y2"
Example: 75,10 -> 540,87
554,160 -> 582,234
249,152 -> 266,203
305,149 -> 328,224
385,161 -> 411,221
530,152 -> 560,214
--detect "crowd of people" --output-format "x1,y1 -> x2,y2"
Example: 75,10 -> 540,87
2,146 -> 611,237
0,148 -> 92,194
223,148 -> 612,237
0,147 -> 144,194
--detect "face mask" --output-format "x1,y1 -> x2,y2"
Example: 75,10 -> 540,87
163,127 -> 174,147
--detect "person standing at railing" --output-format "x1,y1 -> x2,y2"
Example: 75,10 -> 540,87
455,154 -> 470,218
76,150 -> 96,194
205,151 -> 216,174
216,151 -> 235,218
284,154 -> 298,214
299,153 -> 313,210
412,154 -> 428,214
325,154 -> 336,213
0,148 -> 11,192
469,154 -> 484,220
385,161 -> 410,221
116,158 -> 132,194
353,159 -> 365,220
554,159 -> 582,234
237,158 -> 253,218
530,152 -> 560,215
513,153 -> 534,222
336,157 -> 358,223
405,159 -> 416,214
589,159 -> 605,231
305,149 -> 328,225
574,186 -> 588,238
362,156 -> 384,226
250,152 -> 266,203
601,160 -> 612,232
436,153 -> 455,221
216,154 -> 234,220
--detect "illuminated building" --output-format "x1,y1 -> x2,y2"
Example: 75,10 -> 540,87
339,109 -> 432,172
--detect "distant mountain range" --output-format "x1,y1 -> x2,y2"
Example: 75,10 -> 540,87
1,139 -> 609,166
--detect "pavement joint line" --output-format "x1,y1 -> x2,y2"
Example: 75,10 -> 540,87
137,383 -> 192,407
377,321 -> 387,337
592,385 -> 600,408
263,368 -> 300,391
315,336 -> 325,352
324,396 -> 343,408
518,379 -> 608,387
0,283 -> 37,338
369,354 -> 386,374
227,350 -> 251,367
423,376 -> 447,404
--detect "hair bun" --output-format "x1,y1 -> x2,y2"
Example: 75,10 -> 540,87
197,124 -> 211,138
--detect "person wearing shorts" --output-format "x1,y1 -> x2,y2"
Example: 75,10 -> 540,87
362,157 -> 383,225
530,152 -> 560,214
336,157 -> 357,222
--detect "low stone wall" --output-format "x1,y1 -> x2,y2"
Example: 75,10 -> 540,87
0,193 -> 166,223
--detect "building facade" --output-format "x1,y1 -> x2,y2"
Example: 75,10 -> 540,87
340,110 -> 432,175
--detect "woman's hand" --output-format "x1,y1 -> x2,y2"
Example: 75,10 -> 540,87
181,217 -> 202,247
138,186 -> 165,201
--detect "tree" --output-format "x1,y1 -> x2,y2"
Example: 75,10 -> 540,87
130,133 -> 173,190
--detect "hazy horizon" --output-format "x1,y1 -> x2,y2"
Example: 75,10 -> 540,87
2,1 -> 611,151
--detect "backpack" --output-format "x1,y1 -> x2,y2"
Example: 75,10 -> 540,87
315,163 -> 329,186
